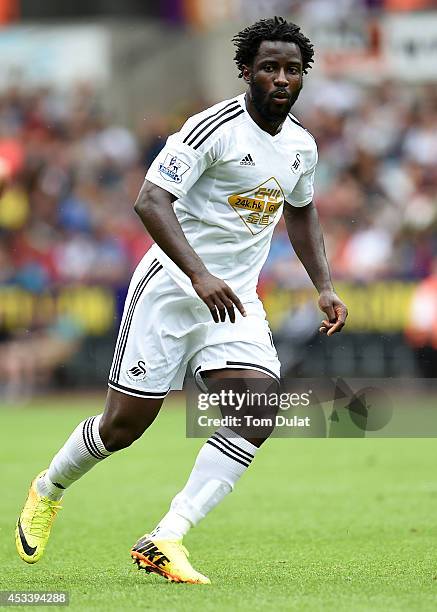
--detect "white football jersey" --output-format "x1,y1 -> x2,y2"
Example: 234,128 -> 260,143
145,93 -> 317,301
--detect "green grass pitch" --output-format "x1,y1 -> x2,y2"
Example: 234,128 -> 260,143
1,395 -> 437,611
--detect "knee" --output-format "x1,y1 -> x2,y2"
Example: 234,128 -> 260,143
99,417 -> 142,452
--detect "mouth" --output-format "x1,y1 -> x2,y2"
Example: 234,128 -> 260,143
271,97 -> 290,106
271,91 -> 290,104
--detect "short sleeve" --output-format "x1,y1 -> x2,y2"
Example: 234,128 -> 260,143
286,143 -> 318,207
145,125 -> 215,199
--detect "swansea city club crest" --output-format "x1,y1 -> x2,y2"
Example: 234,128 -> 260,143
127,360 -> 147,381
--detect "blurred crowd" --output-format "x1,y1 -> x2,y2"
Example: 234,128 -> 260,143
0,79 -> 436,296
0,83 -> 154,293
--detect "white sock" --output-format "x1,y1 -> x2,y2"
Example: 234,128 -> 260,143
36,414 -> 111,501
150,427 -> 258,540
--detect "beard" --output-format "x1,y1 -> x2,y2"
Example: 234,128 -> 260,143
250,77 -> 302,122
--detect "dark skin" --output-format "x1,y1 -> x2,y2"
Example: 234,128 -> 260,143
243,40 -> 304,135
100,38 -> 347,451
283,202 -> 347,336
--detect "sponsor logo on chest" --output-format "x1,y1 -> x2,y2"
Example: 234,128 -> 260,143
228,177 -> 284,235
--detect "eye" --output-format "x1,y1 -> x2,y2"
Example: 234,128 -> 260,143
263,64 -> 274,72
288,67 -> 300,75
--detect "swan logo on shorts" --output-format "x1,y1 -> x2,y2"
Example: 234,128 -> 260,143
127,360 -> 147,381
159,154 -> 190,183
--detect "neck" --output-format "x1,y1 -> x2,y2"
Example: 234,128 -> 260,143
244,92 -> 285,136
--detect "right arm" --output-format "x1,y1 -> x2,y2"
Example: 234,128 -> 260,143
134,180 -> 246,323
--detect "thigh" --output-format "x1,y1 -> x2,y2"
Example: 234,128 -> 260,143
190,339 -> 280,446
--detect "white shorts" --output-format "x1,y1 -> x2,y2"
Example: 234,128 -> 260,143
108,250 -> 281,399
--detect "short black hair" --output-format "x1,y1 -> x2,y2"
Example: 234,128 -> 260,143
232,16 -> 314,78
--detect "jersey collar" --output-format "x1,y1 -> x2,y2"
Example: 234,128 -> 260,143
239,93 -> 286,142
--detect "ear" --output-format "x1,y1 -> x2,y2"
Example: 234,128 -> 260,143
242,64 -> 251,84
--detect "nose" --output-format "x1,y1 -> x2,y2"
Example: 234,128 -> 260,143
273,68 -> 288,87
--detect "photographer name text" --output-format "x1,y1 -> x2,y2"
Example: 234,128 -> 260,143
197,415 -> 311,428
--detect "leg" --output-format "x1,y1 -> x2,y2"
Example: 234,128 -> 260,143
203,367 -> 279,447
132,368 -> 276,584
131,300 -> 280,582
38,254 -> 171,496
16,254 -> 185,564
38,388 -> 164,498
15,389 -> 164,565
149,369 -> 277,541
100,388 -> 163,451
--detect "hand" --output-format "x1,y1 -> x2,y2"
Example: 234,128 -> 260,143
318,290 -> 348,336
191,271 -> 246,323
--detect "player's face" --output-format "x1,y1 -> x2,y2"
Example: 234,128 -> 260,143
244,41 -> 303,123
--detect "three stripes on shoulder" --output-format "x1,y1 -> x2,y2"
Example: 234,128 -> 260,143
183,100 -> 244,151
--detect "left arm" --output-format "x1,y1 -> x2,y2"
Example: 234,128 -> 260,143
283,201 -> 348,336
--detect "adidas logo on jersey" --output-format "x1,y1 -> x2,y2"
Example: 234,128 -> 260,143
240,154 -> 255,166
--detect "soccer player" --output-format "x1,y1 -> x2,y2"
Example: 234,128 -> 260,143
16,17 -> 348,584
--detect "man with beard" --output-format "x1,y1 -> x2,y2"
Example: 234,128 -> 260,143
16,17 -> 348,583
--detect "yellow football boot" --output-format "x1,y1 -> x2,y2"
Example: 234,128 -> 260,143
131,534 -> 210,584
15,470 -> 62,564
